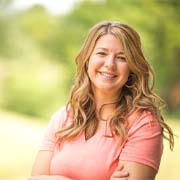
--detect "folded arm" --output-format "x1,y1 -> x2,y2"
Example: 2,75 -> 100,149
111,112 -> 163,179
29,150 -> 73,180
30,151 -> 130,180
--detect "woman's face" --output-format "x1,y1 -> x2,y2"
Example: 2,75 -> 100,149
87,34 -> 130,97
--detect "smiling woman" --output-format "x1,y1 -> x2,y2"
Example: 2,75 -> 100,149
87,34 -> 130,99
29,20 -> 174,180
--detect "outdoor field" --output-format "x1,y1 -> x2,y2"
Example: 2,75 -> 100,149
0,111 -> 179,180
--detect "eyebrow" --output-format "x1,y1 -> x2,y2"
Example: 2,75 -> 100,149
96,47 -> 125,55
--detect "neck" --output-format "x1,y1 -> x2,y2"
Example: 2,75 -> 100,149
94,91 -> 120,110
94,91 -> 120,121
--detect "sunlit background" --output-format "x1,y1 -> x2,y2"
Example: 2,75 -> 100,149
0,0 -> 179,179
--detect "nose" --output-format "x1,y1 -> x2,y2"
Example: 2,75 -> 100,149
104,55 -> 116,70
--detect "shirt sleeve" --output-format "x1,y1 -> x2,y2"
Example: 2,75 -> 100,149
119,112 -> 163,171
39,106 -> 67,151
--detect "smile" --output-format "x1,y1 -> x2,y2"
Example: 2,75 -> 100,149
98,71 -> 117,79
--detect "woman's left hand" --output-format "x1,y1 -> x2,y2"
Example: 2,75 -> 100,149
110,163 -> 129,180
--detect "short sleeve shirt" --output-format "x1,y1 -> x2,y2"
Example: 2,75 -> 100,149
39,107 -> 163,180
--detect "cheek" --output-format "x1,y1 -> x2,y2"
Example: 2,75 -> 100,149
89,54 -> 104,66
87,56 -> 99,73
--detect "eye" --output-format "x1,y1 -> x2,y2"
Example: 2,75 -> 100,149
96,52 -> 107,56
116,56 -> 126,62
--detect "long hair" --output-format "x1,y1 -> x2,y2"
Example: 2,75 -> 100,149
56,21 -> 174,150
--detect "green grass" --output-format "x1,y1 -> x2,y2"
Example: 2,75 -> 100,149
0,111 -> 179,180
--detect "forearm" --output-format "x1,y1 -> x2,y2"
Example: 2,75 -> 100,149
120,161 -> 156,180
28,175 -> 74,180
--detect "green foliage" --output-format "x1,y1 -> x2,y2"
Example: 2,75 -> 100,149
1,60 -> 69,119
0,0 -> 179,118
0,15 -> 16,57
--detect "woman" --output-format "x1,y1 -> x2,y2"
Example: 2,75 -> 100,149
29,21 -> 174,180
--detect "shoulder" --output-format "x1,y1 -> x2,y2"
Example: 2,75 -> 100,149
120,110 -> 163,171
127,110 -> 162,135
48,106 -> 68,130
51,106 -> 67,121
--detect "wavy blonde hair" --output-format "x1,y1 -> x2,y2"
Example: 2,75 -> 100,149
56,21 -> 174,150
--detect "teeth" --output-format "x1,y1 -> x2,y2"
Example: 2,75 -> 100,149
100,72 -> 115,78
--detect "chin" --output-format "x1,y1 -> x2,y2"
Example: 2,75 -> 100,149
97,86 -> 119,94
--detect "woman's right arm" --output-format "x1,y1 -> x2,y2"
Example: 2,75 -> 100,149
30,151 -> 129,180
31,150 -> 53,176
30,150 -> 73,180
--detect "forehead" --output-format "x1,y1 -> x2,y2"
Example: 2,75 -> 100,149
94,34 -> 124,52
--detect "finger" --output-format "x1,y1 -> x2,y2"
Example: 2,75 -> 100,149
112,170 -> 129,178
111,178 -> 128,180
116,163 -> 124,170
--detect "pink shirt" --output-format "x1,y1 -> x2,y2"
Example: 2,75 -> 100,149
40,107 -> 163,180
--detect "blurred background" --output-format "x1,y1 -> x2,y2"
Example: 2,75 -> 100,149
0,0 -> 179,179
